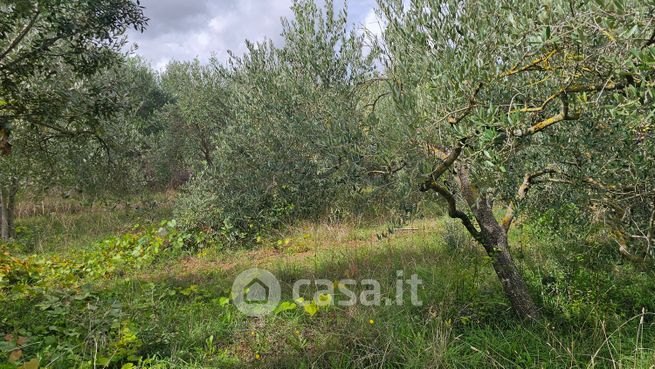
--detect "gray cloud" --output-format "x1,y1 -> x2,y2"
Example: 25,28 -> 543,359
134,0 -> 213,40
127,0 -> 378,70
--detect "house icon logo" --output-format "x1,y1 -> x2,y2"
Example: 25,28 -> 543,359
232,268 -> 281,316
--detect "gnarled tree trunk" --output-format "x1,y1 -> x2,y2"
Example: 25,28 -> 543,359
457,166 -> 540,319
479,215 -> 540,320
0,190 -> 8,241
0,177 -> 18,241
424,165 -> 540,320
0,194 -> 5,241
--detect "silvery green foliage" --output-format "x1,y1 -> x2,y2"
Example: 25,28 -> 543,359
0,58 -> 168,196
0,0 -> 147,153
0,1 -> 149,239
176,0 -> 381,240
377,0 -> 654,259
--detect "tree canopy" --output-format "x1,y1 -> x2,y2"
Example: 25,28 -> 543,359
1,0 -> 653,321
0,0 -> 148,154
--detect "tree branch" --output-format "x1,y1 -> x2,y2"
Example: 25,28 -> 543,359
513,94 -> 579,137
4,34 -> 63,72
446,83 -> 482,125
421,180 -> 483,243
500,49 -> 558,78
368,161 -> 406,177
427,139 -> 465,180
364,92 -> 390,111
612,228 -> 646,264
0,8 -> 40,64
456,164 -> 481,214
510,88 -> 563,114
502,168 -> 557,231
564,80 -> 630,94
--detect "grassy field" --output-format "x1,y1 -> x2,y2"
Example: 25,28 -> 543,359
11,193 -> 174,256
2,205 -> 655,368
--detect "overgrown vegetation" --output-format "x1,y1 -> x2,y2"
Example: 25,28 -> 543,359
1,0 -> 654,367
1,215 -> 654,368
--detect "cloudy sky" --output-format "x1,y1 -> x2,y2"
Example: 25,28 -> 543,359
127,0 -> 382,70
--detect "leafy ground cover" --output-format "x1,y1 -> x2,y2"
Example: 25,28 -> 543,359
2,212 -> 654,368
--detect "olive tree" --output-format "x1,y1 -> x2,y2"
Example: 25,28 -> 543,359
0,0 -> 147,241
0,57 -> 168,241
0,0 -> 147,151
159,59 -> 233,169
377,0 -> 654,318
176,0 -> 378,239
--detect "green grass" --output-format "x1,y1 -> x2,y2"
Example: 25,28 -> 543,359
2,212 -> 655,368
11,194 -> 173,256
